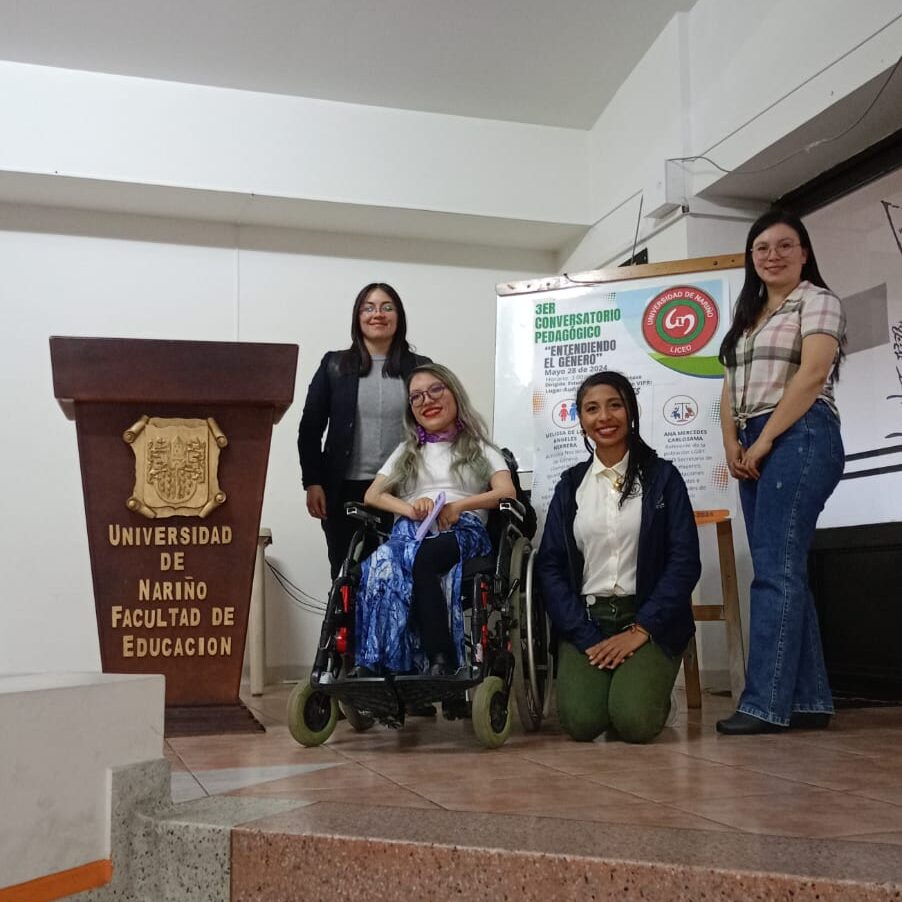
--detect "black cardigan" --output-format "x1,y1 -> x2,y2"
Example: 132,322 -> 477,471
297,349 -> 431,505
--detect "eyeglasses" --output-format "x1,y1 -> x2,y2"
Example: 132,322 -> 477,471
751,240 -> 801,259
408,382 -> 446,407
360,302 -> 396,315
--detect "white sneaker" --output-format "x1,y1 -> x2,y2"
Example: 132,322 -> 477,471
664,688 -> 680,727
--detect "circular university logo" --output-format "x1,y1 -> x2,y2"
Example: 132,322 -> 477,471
642,285 -> 718,356
663,395 -> 698,426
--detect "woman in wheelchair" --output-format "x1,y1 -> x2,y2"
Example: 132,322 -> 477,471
353,363 -> 515,677
537,371 -> 701,744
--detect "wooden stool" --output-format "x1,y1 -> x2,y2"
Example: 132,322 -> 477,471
682,509 -> 745,709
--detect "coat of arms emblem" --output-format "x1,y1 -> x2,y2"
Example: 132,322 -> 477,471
123,416 -> 227,518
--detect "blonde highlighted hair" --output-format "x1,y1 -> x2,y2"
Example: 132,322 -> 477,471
382,363 -> 498,495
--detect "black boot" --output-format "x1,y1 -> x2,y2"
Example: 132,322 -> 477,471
716,711 -> 787,735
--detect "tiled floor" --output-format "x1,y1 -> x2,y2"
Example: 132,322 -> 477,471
165,683 -> 902,845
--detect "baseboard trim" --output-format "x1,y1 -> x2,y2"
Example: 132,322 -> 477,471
0,859 -> 112,902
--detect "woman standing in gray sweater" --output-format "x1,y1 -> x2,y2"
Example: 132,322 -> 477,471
298,283 -> 431,577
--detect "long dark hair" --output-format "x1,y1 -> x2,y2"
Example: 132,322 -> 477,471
719,209 -> 831,368
338,282 -> 410,376
576,371 -> 656,507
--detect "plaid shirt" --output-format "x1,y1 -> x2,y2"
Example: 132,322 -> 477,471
726,281 -> 845,426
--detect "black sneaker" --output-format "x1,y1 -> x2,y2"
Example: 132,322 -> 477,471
428,653 -> 453,677
715,711 -> 787,735
349,665 -> 377,678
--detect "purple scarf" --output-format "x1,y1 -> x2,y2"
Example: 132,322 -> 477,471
416,419 -> 463,446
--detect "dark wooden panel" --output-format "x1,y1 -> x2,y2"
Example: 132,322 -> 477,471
75,402 -> 273,705
50,336 -> 298,420
165,704 -> 265,736
810,522 -> 902,700
51,337 -> 299,717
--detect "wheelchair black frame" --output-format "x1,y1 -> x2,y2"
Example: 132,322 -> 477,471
309,498 -> 529,726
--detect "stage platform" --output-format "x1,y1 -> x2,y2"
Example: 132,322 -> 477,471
150,684 -> 902,901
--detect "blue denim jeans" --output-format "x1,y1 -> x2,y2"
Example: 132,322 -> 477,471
737,400 -> 844,726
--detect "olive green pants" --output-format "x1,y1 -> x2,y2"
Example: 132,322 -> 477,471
557,596 -> 681,744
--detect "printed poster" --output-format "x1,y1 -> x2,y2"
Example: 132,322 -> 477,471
531,277 -> 737,530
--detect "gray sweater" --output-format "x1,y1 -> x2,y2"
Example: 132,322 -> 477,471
346,356 -> 407,480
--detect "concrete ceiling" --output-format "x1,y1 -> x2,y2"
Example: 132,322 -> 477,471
0,0 -> 696,128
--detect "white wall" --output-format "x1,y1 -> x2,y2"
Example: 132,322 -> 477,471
687,0 -> 902,193
568,15 -> 691,271
806,169 -> 902,529
561,1 -> 902,271
0,204 -> 548,675
0,60 -> 590,226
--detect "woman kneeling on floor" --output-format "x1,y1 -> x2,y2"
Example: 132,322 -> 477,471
537,371 -> 701,744
354,363 -> 515,676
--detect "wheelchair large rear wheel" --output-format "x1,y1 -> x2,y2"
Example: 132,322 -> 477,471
471,676 -> 513,749
287,679 -> 338,747
339,701 -> 376,732
509,540 -> 554,731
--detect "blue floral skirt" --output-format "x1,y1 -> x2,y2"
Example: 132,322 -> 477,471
355,512 -> 491,673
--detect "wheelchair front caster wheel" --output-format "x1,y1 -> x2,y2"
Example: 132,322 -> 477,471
287,680 -> 338,746
471,676 -> 513,749
339,701 -> 376,732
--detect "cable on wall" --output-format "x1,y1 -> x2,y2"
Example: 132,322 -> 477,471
266,560 -> 328,614
629,192 -> 644,264
667,54 -> 902,178
561,192 -> 691,286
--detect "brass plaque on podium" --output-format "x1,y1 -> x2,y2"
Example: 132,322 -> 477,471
124,416 -> 227,519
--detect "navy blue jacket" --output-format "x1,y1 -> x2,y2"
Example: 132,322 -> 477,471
536,455 -> 700,657
297,349 -> 430,506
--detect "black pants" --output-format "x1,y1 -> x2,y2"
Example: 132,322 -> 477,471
321,480 -> 378,579
411,533 -> 461,662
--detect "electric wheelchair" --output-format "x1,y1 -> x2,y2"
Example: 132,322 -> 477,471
287,451 -> 553,749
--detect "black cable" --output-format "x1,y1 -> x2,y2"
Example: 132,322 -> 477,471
669,54 -> 902,177
266,560 -> 325,604
629,192 -> 644,263
266,561 -> 328,613
882,200 -> 902,257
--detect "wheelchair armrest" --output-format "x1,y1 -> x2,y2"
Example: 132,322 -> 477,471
498,497 -> 526,523
344,502 -> 385,530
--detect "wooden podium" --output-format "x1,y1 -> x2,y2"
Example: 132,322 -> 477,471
50,337 -> 298,735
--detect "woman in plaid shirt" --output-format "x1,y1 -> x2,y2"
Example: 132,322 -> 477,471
715,210 -> 846,736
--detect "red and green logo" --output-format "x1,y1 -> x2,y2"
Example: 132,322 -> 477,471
642,285 -> 719,357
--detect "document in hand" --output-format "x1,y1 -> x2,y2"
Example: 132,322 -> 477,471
414,491 -> 446,541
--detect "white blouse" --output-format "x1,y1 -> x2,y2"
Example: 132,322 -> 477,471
574,452 -> 642,598
378,440 -> 508,524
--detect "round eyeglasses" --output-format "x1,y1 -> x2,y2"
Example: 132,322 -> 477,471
360,302 -> 396,315
751,240 -> 801,259
408,383 -> 446,407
